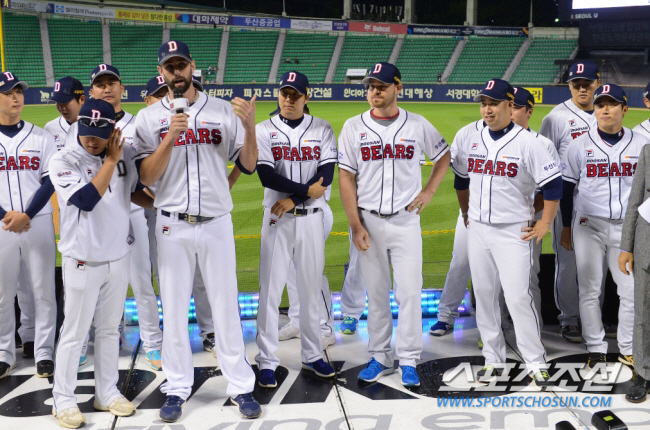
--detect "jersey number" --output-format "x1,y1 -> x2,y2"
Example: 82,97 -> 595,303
117,160 -> 127,177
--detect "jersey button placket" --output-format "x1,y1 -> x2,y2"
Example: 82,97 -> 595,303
381,136 -> 394,214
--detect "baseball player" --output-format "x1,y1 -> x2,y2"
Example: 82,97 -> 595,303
539,61 -> 600,343
339,63 -> 450,387
560,85 -> 647,369
451,79 -> 561,385
83,64 -> 163,370
255,71 -> 337,387
45,76 -> 85,150
50,99 -> 149,427
632,81 -> 650,141
0,72 -> 57,380
135,40 -> 260,421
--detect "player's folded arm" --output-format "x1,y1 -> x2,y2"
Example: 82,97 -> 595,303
229,147 -> 255,175
454,174 -> 470,191
256,164 -> 309,195
24,176 -> 55,219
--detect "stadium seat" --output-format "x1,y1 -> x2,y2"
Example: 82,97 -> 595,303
333,34 -> 396,83
48,16 -> 103,83
223,30 -> 278,84
277,32 -> 338,84
170,27 -> 222,84
448,36 -> 524,84
511,37 -> 578,85
396,36 -> 458,84
110,23 -> 163,85
3,12 -> 46,86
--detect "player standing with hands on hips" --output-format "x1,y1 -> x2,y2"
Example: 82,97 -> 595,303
135,40 -> 261,422
50,99 -> 153,428
339,63 -> 450,387
562,85 -> 648,369
451,79 -> 561,386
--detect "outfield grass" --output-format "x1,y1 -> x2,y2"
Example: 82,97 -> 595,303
23,101 -> 650,303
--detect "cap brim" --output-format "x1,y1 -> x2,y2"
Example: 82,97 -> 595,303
159,53 -> 192,66
361,76 -> 392,86
78,123 -> 112,140
146,84 -> 168,97
91,71 -> 120,85
473,93 -> 508,102
278,83 -> 306,94
49,93 -> 75,103
594,94 -> 626,104
567,76 -> 597,82
512,101 -> 528,107
1,81 -> 28,93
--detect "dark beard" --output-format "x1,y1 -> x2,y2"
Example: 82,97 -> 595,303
166,76 -> 191,96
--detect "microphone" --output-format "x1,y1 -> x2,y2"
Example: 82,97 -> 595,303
170,88 -> 189,114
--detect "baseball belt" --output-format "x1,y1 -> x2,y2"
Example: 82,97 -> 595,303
160,210 -> 214,224
359,207 -> 408,219
290,207 -> 321,217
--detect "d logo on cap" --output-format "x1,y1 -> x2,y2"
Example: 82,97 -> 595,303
373,64 -> 382,74
577,64 -> 584,74
486,80 -> 495,90
90,109 -> 101,125
3,72 -> 14,81
287,72 -> 296,82
167,41 -> 177,52
602,84 -> 610,94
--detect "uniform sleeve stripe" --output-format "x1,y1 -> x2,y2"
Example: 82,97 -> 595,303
134,151 -> 153,160
538,171 -> 562,187
257,160 -> 274,168
450,164 -> 468,178
318,157 -> 338,165
229,147 -> 242,162
430,144 -> 450,162
338,162 -> 357,173
562,175 -> 578,184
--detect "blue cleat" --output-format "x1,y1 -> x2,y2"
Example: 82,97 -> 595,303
358,358 -> 394,382
159,395 -> 185,422
302,359 -> 335,378
429,321 -> 452,337
340,317 -> 358,334
258,369 -> 277,388
230,392 -> 261,418
146,350 -> 162,371
400,365 -> 420,387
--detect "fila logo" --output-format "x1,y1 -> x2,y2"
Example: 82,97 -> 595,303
269,219 -> 277,227
287,72 -> 296,82
569,119 -> 576,127
471,143 -> 479,150
576,63 -> 584,74
3,72 -> 15,81
160,118 -> 168,126
99,64 -> 107,72
486,80 -> 495,90
76,261 -> 86,270
372,64 -> 382,74
579,217 -> 587,226
162,226 -> 170,235
270,132 -> 278,139
602,85 -> 611,94
360,132 -> 367,140
168,41 -> 178,52
586,149 -> 594,157
87,169 -> 93,175
54,82 -> 61,92
156,76 -> 165,85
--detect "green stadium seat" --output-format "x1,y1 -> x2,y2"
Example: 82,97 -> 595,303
448,37 -> 525,84
4,12 -> 46,86
333,34 -> 395,83
276,32 -> 337,84
110,23 -> 162,85
396,36 -> 458,84
170,27 -> 222,84
48,16 -> 103,84
224,30 -> 278,84
511,38 -> 578,85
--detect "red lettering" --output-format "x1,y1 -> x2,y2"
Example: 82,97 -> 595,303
468,158 -> 475,172
406,145 -> 414,159
313,146 -> 321,160
484,160 -> 494,175
282,146 -> 290,160
610,162 -> 620,177
185,129 -> 197,145
395,145 -> 406,159
30,157 -> 40,170
598,164 -> 608,177
19,156 -> 29,169
361,147 -> 371,161
371,145 -> 382,160
571,131 -> 586,140
300,146 -> 313,161
495,161 -> 506,176
6,157 -> 18,170
0,157 -> 4,170
507,163 -> 518,177
211,129 -> 222,145
197,128 -> 210,143
622,162 -> 633,177
586,164 -> 597,177
271,147 -> 283,161
474,159 -> 485,173
383,144 -> 394,159
290,147 -> 300,161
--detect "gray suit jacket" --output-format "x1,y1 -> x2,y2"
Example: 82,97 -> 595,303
622,143 -> 650,271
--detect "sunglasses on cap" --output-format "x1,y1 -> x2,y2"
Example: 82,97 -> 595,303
77,116 -> 116,128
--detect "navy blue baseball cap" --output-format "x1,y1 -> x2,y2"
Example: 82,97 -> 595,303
362,62 -> 401,87
90,64 -> 121,86
594,84 -> 627,106
278,71 -> 309,95
473,79 -> 515,102
567,61 -> 600,82
158,40 -> 192,65
0,71 -> 28,93
513,87 -> 535,109
77,99 -> 116,140
50,76 -> 84,103
643,81 -> 650,100
145,76 -> 167,97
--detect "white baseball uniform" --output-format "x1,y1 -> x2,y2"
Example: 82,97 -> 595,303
562,127 -> 649,355
338,107 -> 449,368
339,229 -> 368,321
451,123 -> 560,372
539,100 -> 597,327
255,114 -> 338,370
0,122 -> 57,366
44,116 -> 71,151
50,142 -> 139,413
633,119 -> 650,141
134,91 -> 255,400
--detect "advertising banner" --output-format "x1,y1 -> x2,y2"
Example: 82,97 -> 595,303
51,3 -> 115,19
115,9 -> 175,23
348,21 -> 408,34
175,13 -> 232,26
231,16 -> 290,28
408,24 -> 528,37
290,19 -> 332,31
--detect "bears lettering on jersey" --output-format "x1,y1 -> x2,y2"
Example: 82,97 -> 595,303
160,128 -> 222,147
585,160 -> 636,177
467,157 -> 518,178
271,143 -> 322,162
571,130 -> 587,140
0,155 -> 40,171
360,143 -> 415,161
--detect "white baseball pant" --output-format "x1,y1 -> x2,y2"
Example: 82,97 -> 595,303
16,261 -> 36,345
468,220 -> 546,373
285,204 -> 334,338
53,254 -> 129,412
437,212 -> 473,324
0,213 -> 56,365
358,209 -> 423,368
256,208 -> 325,369
340,228 -> 368,320
156,211 -> 254,400
573,213 -> 633,355
552,214 -> 580,326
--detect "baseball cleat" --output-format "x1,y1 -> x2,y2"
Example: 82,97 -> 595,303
478,336 -> 483,349
53,406 -> 86,429
202,332 -> 216,353
36,360 -> 54,378
22,341 -> 34,358
278,323 -> 300,341
159,395 -> 185,422
303,359 -> 335,378
532,371 -> 553,388
322,334 -> 335,350
358,358 -> 394,382
0,361 -> 16,380
146,349 -> 162,371
258,369 -> 277,388
587,352 -> 607,369
79,354 -> 87,367
618,353 -> 634,367
477,365 -> 502,381
430,321 -> 452,337
626,374 -> 650,403
340,317 -> 358,334
560,325 -> 583,343
400,365 -> 420,387
94,395 -> 136,416
230,393 -> 261,419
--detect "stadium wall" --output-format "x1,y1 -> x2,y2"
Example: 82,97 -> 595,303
25,84 -> 649,108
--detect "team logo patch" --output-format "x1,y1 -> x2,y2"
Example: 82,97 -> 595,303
569,119 -> 576,127
87,169 -> 93,176
270,132 -> 278,140
126,235 -> 135,245
360,132 -> 367,141
471,143 -> 479,150
162,226 -> 170,235
586,149 -> 594,157
53,134 -> 60,142
76,260 -> 86,270
579,217 -> 588,226
160,118 -> 169,126
269,219 -> 277,228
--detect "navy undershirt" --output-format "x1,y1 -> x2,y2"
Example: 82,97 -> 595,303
488,121 -> 515,141
279,114 -> 304,129
0,121 -> 25,138
598,128 -> 624,145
